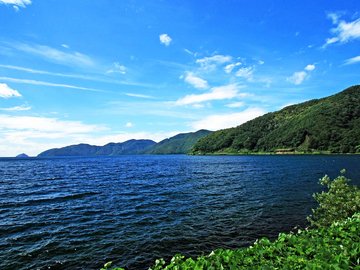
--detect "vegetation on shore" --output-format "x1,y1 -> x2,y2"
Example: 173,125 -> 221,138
101,171 -> 360,269
146,130 -> 212,154
192,85 -> 360,155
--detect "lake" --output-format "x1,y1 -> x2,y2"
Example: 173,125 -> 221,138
1,155 -> 359,269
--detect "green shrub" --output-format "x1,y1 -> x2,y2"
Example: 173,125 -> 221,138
307,170 -> 360,228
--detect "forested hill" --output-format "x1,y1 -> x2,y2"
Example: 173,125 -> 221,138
37,130 -> 212,157
38,139 -> 156,157
192,85 -> 360,154
146,129 -> 212,154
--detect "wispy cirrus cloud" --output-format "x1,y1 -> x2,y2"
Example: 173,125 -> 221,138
224,62 -> 241,73
324,13 -> 360,46
236,66 -> 254,81
175,84 -> 246,106
0,105 -> 31,111
225,101 -> 245,108
191,107 -> 266,130
11,43 -> 95,68
183,72 -> 209,89
125,93 -> 155,99
196,54 -> 232,71
0,76 -> 106,92
0,114 -> 104,134
0,64 -> 155,88
106,62 -> 127,74
0,83 -> 21,98
344,55 -> 360,65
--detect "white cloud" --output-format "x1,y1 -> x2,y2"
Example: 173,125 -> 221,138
344,55 -> 360,65
175,84 -> 242,106
125,122 -> 133,128
305,64 -> 315,71
0,113 -> 183,156
0,83 -> 21,98
196,54 -> 232,71
0,114 -> 103,134
224,62 -> 241,73
0,0 -> 31,8
106,62 -> 127,74
225,101 -> 244,108
184,72 -> 209,89
191,108 -> 266,130
192,103 -> 206,109
327,13 -> 340,24
0,114 -> 107,156
0,105 -> 31,111
0,77 -> 105,92
324,15 -> 360,46
287,71 -> 307,85
125,93 -> 155,99
61,44 -> 70,49
159,34 -> 172,46
287,64 -> 315,85
235,67 -> 254,81
12,43 -> 95,67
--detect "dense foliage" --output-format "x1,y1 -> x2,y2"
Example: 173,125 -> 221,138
307,170 -> 360,228
192,85 -> 360,154
146,130 -> 212,154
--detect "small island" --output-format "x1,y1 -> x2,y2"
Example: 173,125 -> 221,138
16,153 -> 29,158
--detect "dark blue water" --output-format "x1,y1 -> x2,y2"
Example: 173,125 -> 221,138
0,155 -> 359,270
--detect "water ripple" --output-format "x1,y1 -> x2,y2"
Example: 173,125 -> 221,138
0,155 -> 359,270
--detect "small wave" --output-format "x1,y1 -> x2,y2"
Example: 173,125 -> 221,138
0,192 -> 99,209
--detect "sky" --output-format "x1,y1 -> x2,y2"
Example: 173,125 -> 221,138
0,0 -> 360,156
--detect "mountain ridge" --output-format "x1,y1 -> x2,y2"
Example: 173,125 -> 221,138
192,85 -> 360,154
146,129 -> 212,154
37,130 -> 212,157
37,139 -> 156,157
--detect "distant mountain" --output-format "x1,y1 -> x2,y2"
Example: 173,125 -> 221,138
192,85 -> 360,154
147,129 -> 212,154
38,139 -> 156,157
16,153 -> 29,158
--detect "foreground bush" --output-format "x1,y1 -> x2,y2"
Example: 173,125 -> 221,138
307,170 -> 360,228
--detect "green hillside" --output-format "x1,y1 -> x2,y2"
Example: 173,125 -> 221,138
37,139 -> 156,157
192,85 -> 360,154
147,129 -> 212,154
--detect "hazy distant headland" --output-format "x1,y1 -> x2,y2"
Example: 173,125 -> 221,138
37,130 -> 212,157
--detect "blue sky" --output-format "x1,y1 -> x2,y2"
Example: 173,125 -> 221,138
0,0 -> 360,156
